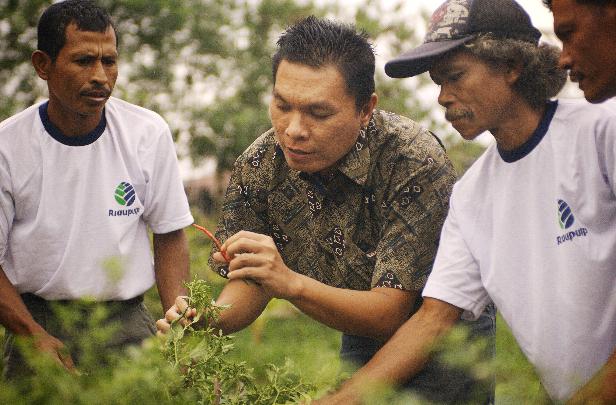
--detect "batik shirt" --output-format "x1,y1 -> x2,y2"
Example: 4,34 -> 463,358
212,110 -> 456,293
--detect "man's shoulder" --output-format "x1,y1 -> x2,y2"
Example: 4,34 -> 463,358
235,128 -> 278,165
371,110 -> 443,155
369,110 -> 449,169
553,98 -> 616,124
0,102 -> 43,135
105,97 -> 169,129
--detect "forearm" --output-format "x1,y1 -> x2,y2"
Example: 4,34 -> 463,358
212,279 -> 271,335
0,265 -> 44,336
153,229 -> 190,312
289,274 -> 415,340
568,349 -> 616,404
326,299 -> 461,402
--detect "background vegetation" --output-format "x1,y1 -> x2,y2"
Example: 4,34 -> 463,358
0,0 -> 551,403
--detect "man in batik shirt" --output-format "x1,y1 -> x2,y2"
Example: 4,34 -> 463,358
159,16 -> 495,404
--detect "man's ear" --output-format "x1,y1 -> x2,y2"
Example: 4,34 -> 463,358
31,50 -> 52,81
360,93 -> 378,127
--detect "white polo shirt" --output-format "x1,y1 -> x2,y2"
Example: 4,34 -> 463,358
0,97 -> 194,300
423,100 -> 616,401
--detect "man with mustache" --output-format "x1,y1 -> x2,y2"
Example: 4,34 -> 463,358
0,0 -> 193,377
316,0 -> 616,403
159,15 -> 496,404
544,0 -> 616,103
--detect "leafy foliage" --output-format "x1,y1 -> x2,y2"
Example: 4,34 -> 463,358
0,279 -> 315,404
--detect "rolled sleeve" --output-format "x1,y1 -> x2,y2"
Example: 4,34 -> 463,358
422,203 -> 491,320
0,160 -> 13,259
141,125 -> 193,234
372,136 -> 456,292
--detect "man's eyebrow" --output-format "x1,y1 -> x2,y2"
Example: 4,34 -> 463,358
272,90 -> 287,102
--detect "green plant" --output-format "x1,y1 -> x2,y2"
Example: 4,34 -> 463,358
0,279 -> 314,404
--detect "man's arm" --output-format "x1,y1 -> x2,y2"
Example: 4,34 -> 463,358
218,231 -> 416,340
567,349 -> 616,405
0,265 -> 74,369
314,298 -> 462,404
153,229 -> 190,313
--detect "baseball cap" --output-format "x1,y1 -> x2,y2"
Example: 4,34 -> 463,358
385,0 -> 541,78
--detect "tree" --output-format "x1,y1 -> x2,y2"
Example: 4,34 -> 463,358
0,0 -> 484,184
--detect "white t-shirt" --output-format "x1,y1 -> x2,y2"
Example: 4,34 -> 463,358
0,97 -> 194,300
423,100 -> 616,401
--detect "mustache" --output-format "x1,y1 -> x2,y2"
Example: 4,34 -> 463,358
445,109 -> 474,121
80,87 -> 111,97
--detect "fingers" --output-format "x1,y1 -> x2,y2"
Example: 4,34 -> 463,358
227,267 -> 261,281
156,318 -> 171,334
222,231 -> 273,253
157,297 -> 198,335
58,348 -> 76,371
175,296 -> 189,313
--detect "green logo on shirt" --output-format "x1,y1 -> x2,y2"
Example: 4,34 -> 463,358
114,182 -> 135,206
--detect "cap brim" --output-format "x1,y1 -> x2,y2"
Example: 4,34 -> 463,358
385,36 -> 473,78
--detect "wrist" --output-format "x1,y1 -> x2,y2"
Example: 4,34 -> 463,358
288,272 -> 306,301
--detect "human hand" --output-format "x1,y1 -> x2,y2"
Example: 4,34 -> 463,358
32,331 -> 75,371
213,231 -> 302,300
156,296 -> 197,336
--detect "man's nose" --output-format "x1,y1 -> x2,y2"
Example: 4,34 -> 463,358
90,60 -> 108,85
285,112 -> 306,139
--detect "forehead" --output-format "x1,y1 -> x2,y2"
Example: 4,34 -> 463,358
273,60 -> 352,104
61,23 -> 117,54
552,0 -> 607,28
430,50 -> 482,76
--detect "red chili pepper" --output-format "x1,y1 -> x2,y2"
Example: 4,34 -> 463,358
192,223 -> 230,262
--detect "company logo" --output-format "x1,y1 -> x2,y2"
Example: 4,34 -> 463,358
109,182 -> 140,217
114,182 -> 136,206
556,199 -> 588,246
557,199 -> 575,229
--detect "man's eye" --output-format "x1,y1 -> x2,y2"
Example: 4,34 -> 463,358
310,110 -> 333,119
448,72 -> 463,82
276,103 -> 291,112
102,58 -> 117,66
75,58 -> 92,66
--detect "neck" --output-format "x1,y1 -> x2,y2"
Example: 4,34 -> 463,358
491,99 -> 547,152
46,102 -> 104,137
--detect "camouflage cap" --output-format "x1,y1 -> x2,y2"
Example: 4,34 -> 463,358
385,0 -> 541,78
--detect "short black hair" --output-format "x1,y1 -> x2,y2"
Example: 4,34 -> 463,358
272,16 -> 375,110
37,0 -> 116,61
543,0 -> 616,9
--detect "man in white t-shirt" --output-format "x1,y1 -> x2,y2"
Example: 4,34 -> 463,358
0,0 -> 193,376
316,0 -> 616,404
544,0 -> 616,103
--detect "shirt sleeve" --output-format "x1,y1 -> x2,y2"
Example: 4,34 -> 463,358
422,200 -> 491,321
596,109 -> 616,197
371,133 -> 456,292
209,159 -> 270,278
0,157 -> 13,259
141,123 -> 194,234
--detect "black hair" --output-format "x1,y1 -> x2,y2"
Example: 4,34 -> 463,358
272,16 -> 375,110
543,0 -> 616,10
37,0 -> 116,61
